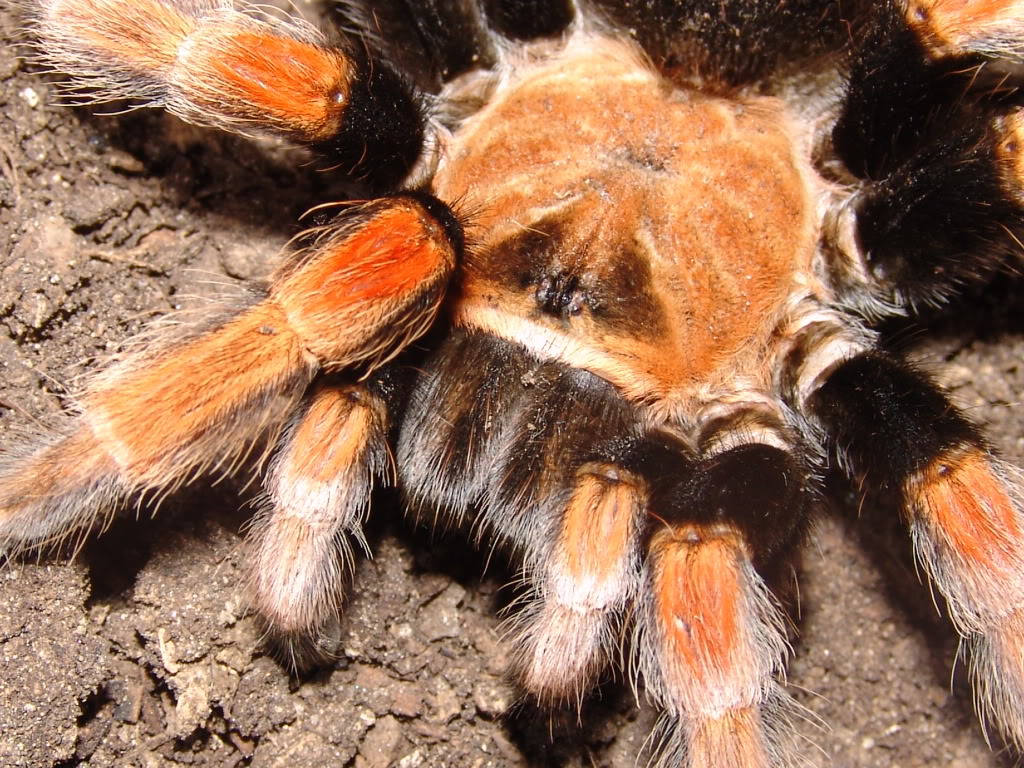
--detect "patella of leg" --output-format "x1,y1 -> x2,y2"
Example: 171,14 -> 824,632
249,379 -> 391,667
637,443 -> 811,768
806,350 -> 1024,747
0,194 -> 460,556
25,0 -> 425,186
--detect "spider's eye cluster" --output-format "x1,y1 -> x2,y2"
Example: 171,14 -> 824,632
535,272 -> 587,317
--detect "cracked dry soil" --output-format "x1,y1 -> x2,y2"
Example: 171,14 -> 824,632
3,5 -> 1024,767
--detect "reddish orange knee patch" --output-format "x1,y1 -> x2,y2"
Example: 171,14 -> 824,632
906,0 -> 1023,57
653,531 -> 744,685
273,198 -> 458,370
909,447 -> 1021,572
186,28 -> 353,142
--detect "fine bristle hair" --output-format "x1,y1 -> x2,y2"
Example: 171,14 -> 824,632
804,347 -> 1024,747
481,0 -> 575,41
585,0 -> 853,89
27,0 -> 345,133
833,0 -> 1024,182
806,350 -> 983,485
336,0 -> 497,93
397,329 -> 645,553
0,195 -> 459,560
0,290 -> 314,558
831,0 -> 960,180
904,0 -> 1024,62
906,451 -> 1024,747
80,298 -> 315,490
645,691 -> 806,768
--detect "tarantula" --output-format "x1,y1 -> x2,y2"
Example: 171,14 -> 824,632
5,0 -> 1024,765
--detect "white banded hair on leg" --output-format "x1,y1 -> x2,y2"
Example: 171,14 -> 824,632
399,332 -> 649,705
247,375 -> 394,667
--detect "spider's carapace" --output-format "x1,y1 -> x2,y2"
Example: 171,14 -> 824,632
440,42 -> 817,415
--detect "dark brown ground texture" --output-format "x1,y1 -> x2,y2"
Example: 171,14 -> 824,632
3,5 -> 1024,767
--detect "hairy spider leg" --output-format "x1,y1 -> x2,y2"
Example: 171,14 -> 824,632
636,439 -> 811,768
828,102 -> 1024,314
27,0 -> 425,186
0,195 -> 460,556
799,340 -> 1024,748
905,0 -> 1024,56
506,458 -> 646,706
249,376 -> 395,668
585,0 -> 852,89
399,331 -> 646,701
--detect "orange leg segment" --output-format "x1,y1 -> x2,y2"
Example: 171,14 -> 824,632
806,348 -> 1024,748
643,526 -> 789,768
249,381 -> 391,666
509,463 -> 644,705
0,194 -> 460,557
907,446 -> 1024,744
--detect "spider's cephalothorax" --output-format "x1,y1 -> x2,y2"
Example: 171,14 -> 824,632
6,0 -> 1024,765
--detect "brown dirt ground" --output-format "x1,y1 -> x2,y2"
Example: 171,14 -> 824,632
3,5 -> 1024,768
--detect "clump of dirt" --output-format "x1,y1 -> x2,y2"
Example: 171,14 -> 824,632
2,4 -> 1024,767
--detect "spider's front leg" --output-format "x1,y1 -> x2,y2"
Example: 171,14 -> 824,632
399,332 -> 814,767
0,194 -> 461,575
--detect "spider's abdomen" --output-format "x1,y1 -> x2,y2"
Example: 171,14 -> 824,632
434,39 -> 818,410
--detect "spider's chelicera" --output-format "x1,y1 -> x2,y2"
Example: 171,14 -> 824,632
6,1 -> 1024,765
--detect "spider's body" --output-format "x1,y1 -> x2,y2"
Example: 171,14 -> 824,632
438,41 -> 817,416
6,1 -> 1024,766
